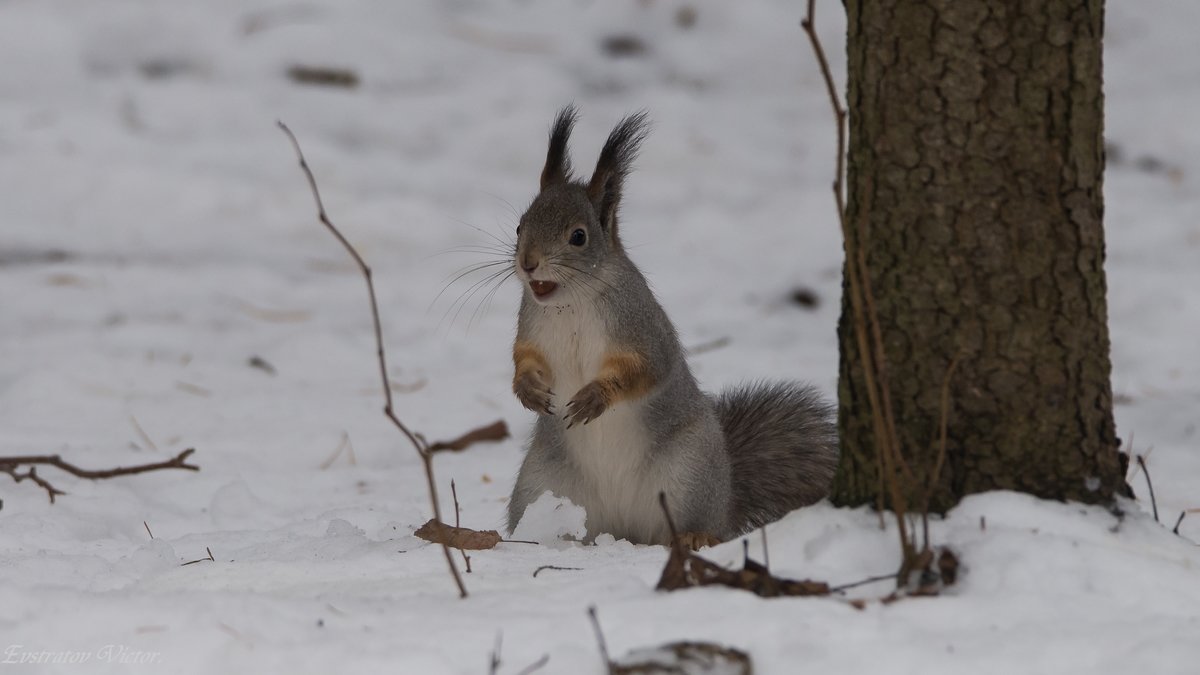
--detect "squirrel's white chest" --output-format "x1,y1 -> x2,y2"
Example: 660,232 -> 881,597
526,307 -> 665,542
527,306 -> 608,398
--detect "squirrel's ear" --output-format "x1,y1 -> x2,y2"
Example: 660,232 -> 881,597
586,111 -> 649,247
540,105 -> 579,191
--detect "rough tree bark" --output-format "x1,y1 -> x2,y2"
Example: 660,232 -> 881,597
833,0 -> 1129,512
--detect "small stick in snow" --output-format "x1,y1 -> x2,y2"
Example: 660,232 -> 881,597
921,354 -> 963,550
278,120 -> 470,598
427,419 -> 509,453
0,448 -> 199,503
512,654 -> 550,675
1136,455 -> 1159,523
684,336 -> 730,357
451,479 -> 472,573
129,415 -> 159,452
803,0 -> 918,579
489,632 -> 549,675
181,546 -> 216,566
0,465 -> 65,503
828,572 -> 900,594
319,433 -> 356,470
531,565 -> 583,578
144,520 -> 155,539
1172,508 -> 1200,537
586,606 -> 615,674
489,632 -> 502,675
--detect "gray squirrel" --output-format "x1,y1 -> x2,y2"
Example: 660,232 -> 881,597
506,106 -> 838,546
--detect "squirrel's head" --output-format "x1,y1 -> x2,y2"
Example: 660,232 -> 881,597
515,105 -> 648,307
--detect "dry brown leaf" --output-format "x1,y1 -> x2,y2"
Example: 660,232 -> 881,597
414,519 -> 501,550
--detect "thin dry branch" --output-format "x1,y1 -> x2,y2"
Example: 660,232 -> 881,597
587,606 -> 615,674
0,465 -> 65,503
829,572 -> 899,594
532,565 -> 583,578
278,120 -> 467,598
489,633 -> 502,675
451,479 -> 472,572
489,632 -> 549,675
129,415 -> 159,452
1173,509 -> 1200,536
181,546 -> 216,566
512,655 -> 550,675
0,449 -> 199,503
921,355 -> 963,548
428,419 -> 509,453
801,0 -> 916,576
1136,455 -> 1159,523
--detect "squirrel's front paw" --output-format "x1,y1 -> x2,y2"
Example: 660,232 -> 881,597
565,381 -> 609,428
514,372 -> 554,415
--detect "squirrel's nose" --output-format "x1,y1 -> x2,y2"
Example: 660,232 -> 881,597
520,255 -> 538,274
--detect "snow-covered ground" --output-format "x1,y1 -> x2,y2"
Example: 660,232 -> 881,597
2,0 -> 1198,672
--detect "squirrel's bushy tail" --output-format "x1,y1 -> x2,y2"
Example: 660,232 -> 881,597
715,381 -> 839,534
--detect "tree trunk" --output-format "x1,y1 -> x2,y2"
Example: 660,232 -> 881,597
833,0 -> 1129,512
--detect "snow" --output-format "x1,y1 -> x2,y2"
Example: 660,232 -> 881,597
1,0 -> 1198,673
509,493 -> 588,549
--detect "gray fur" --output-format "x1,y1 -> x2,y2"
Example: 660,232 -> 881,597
506,107 -> 838,545
715,382 -> 839,533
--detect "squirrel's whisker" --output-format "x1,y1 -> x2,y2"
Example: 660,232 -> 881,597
429,260 -> 511,313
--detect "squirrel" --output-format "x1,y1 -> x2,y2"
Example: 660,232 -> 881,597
506,106 -> 838,546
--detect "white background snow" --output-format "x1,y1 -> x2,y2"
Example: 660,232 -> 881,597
1,0 -> 1198,672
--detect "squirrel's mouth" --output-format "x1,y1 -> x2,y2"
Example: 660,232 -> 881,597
529,280 -> 559,298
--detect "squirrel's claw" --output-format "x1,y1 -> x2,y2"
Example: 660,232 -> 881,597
514,373 -> 555,416
564,382 -> 608,428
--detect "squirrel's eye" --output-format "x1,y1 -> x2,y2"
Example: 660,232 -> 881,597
569,228 -> 587,247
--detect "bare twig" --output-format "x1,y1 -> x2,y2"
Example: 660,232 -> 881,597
319,432 -> 355,470
181,546 -> 215,566
532,565 -> 583,578
684,336 -> 731,357
451,479 -> 472,573
428,420 -> 509,453
658,491 -> 679,539
1136,455 -> 1159,523
0,465 -> 66,503
278,121 -> 468,598
802,0 -> 916,579
0,449 -> 199,503
587,606 -> 615,674
1173,509 -> 1200,536
489,632 -> 502,675
0,448 -> 199,480
922,355 -> 963,549
129,415 -> 159,452
512,654 -> 550,675
144,521 -> 155,539
487,629 -> 549,675
287,65 -> 359,89
829,572 -> 899,594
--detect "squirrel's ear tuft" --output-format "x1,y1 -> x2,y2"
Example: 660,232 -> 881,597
587,111 -> 649,247
541,105 -> 579,191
